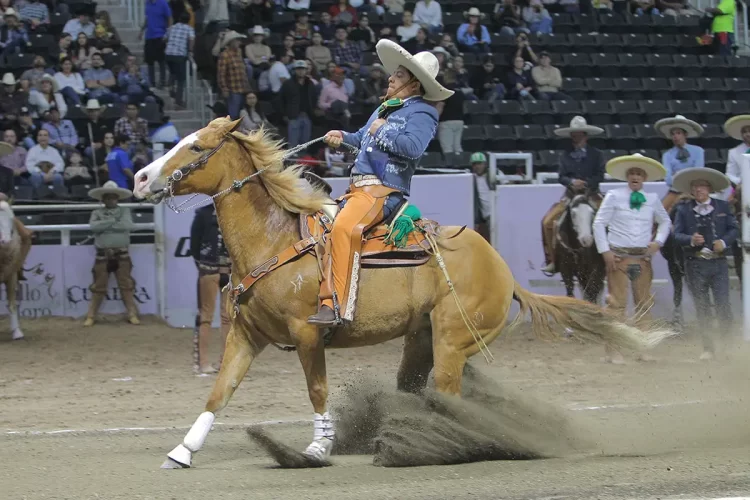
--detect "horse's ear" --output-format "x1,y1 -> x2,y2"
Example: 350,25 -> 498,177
229,117 -> 242,132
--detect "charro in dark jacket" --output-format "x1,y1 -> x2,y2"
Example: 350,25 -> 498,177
558,147 -> 605,193
190,205 -> 230,273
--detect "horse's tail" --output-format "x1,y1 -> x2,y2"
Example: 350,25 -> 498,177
510,281 -> 675,351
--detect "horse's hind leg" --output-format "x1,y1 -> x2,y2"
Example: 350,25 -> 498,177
397,326 -> 434,394
162,326 -> 265,469
6,277 -> 23,340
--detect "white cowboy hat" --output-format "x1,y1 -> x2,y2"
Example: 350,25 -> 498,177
40,74 -> 59,92
672,167 -> 730,194
3,8 -> 18,19
464,7 -> 486,18
654,115 -> 704,139
250,25 -> 266,37
606,153 -> 666,182
221,30 -> 247,49
375,39 -> 454,102
723,115 -> 750,141
553,116 -> 604,138
85,98 -> 101,110
89,181 -> 132,201
2,73 -> 16,86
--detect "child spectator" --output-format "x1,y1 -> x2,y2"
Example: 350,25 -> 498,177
63,151 -> 92,185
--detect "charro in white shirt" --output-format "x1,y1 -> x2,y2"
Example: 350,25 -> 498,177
593,187 -> 672,253
724,142 -> 749,186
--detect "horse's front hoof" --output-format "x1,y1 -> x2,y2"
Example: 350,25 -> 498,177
304,438 -> 334,462
11,329 -> 24,341
161,457 -> 189,469
162,444 -> 192,469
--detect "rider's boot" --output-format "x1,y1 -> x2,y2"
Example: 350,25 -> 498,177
84,293 -> 105,326
307,242 -> 338,327
541,262 -> 557,274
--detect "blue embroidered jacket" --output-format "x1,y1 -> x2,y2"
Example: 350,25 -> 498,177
341,96 -> 438,196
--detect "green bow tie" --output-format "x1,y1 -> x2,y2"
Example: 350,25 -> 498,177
377,98 -> 404,118
630,191 -> 646,210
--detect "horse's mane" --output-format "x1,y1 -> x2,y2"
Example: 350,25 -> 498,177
228,125 -> 332,215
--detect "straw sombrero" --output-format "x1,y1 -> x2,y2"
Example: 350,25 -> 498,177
376,39 -> 453,102
672,167 -> 730,194
654,115 -> 704,139
220,30 -> 247,49
0,141 -> 14,157
723,115 -> 750,141
89,181 -> 132,201
606,153 -> 666,181
553,116 -> 603,138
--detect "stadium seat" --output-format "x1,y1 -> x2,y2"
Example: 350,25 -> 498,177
672,54 -> 703,78
464,100 -> 494,125
515,124 -> 547,151
633,124 -> 669,151
704,149 -> 724,170
700,55 -> 732,78
697,123 -> 731,150
445,152 -> 473,169
587,78 -> 617,100
28,34 -> 55,56
13,185 -> 33,201
622,33 -> 651,54
561,77 -> 587,100
493,100 -> 525,126
729,56 -> 750,78
695,100 -> 729,125
523,100 -> 555,125
6,53 -> 34,71
605,124 -> 637,151
461,125 -> 487,152
699,77 -> 730,100
562,53 -> 594,79
618,53 -> 649,79
652,14 -> 679,35
16,213 -> 41,225
590,53 -> 621,78
537,150 -> 563,171
419,152 -> 444,169
649,34 -> 679,54
642,78 -> 672,100
725,78 -> 750,101
614,78 -> 644,100
612,100 -> 644,125
641,100 -> 672,123
600,149 -> 629,164
669,77 -> 702,101
723,99 -> 750,116
485,125 -> 517,151
630,149 -> 661,161
667,99 -> 699,116
582,100 -> 614,125
646,53 -> 678,79
545,124 -> 571,150
551,100 -> 583,123
568,33 -> 599,53
598,13 -> 629,35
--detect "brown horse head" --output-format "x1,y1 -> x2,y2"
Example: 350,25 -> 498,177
132,117 -> 331,215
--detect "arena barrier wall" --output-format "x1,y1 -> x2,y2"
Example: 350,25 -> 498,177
494,181 -> 743,321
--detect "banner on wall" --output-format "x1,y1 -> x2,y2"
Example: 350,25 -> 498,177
162,173 -> 476,328
493,181 -> 742,320
0,245 -> 158,319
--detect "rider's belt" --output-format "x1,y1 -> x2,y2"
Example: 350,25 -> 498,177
687,251 -> 724,260
610,246 -> 648,256
95,247 -> 129,260
351,174 -> 383,188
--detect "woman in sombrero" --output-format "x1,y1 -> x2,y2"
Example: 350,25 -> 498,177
655,114 -> 705,212
307,39 -> 454,327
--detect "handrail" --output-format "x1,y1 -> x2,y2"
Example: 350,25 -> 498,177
738,0 -> 749,50
200,79 -> 213,125
185,56 -> 198,110
13,203 -> 151,211
25,222 -> 155,246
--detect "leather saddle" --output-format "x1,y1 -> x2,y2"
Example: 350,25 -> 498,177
302,172 -> 433,268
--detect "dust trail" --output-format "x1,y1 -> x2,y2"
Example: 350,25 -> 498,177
246,426 -> 331,468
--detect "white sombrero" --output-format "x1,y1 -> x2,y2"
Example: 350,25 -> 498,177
221,30 -> 247,49
553,116 -> 604,138
723,115 -> 750,141
672,167 -> 730,194
89,181 -> 132,201
0,141 -> 14,157
375,39 -> 453,102
654,115 -> 704,139
606,153 -> 666,182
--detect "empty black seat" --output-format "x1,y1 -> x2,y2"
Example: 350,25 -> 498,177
667,99 -> 699,115
587,78 -> 617,100
545,124 -> 572,149
704,149 -> 724,171
419,152 -> 444,169
695,100 -> 729,125
582,100 -> 614,125
591,53 -> 621,78
605,124 -> 636,150
642,77 -> 672,100
601,149 -> 630,165
700,55 -> 732,78
621,33 -> 651,54
612,100 -> 643,125
562,53 -> 594,78
646,53 -> 678,79
461,125 -> 487,151
672,54 -> 702,78
551,100 -> 583,122
515,124 -> 547,151
723,99 -> 750,115
725,78 -> 750,101
523,100 -> 555,125
615,78 -> 644,100
596,33 -> 623,49
493,100 -> 525,126
485,125 -> 517,151
633,124 -> 668,150
567,33 -> 599,53
618,53 -> 649,78
537,150 -> 563,171
649,34 -> 679,54
630,149 -> 661,162
598,13 -> 628,34
699,77 -> 730,100
446,152 -> 474,169
669,77 -> 702,100
561,77 -> 587,100
640,100 -> 671,123
464,100 -> 493,125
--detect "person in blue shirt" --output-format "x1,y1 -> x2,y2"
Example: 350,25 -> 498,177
105,135 -> 135,190
139,0 -> 172,89
655,115 -> 705,212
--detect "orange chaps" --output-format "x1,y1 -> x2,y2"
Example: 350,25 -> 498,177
13,218 -> 32,270
318,183 -> 396,322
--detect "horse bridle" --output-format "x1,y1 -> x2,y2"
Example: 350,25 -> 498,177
556,194 -> 595,253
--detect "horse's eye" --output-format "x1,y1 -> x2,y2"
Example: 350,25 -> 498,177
190,144 -> 203,153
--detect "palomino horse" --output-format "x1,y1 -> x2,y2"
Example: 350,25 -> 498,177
132,118 -> 674,469
0,200 -> 24,340
555,190 -> 605,304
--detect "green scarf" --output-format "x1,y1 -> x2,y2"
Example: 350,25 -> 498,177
630,191 -> 646,211
385,205 -> 422,248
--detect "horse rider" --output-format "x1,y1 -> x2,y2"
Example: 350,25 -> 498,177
540,116 -> 605,275
84,181 -> 141,327
593,154 -> 671,332
0,192 -> 32,281
471,151 -> 492,243
190,204 -> 231,375
655,115 -> 705,212
672,167 -> 737,361
723,114 -> 750,190
307,39 -> 454,326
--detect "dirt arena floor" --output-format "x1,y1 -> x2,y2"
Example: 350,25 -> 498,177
2,315 -> 750,500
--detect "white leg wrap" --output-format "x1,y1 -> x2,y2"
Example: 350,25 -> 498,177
312,412 -> 335,440
183,411 -> 215,452
9,309 -> 19,331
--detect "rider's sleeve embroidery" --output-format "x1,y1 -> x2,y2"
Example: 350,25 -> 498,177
373,111 -> 437,161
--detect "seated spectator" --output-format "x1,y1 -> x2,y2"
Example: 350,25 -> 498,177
658,0 -> 698,15
20,55 -> 51,92
413,0 -> 443,34
531,51 -> 570,100
25,128 -> 64,189
114,103 -> 150,146
288,0 -> 311,9
72,32 -> 99,71
105,134 -> 134,189
55,58 -> 86,106
0,0 -> 15,22
508,31 -> 538,68
305,58 -> 321,85
0,129 -> 28,184
93,11 -> 121,53
246,25 -> 272,71
279,60 -> 318,147
92,131 -> 115,179
494,0 -> 527,36
594,0 -> 615,10
359,0 -> 385,18
451,55 -> 477,100
523,1 -> 553,34
397,10 -> 420,42
630,0 -> 660,15
54,33 -> 73,63
282,33 -> 297,61
431,46 -> 450,72
470,55 -> 505,100
436,70 -> 465,154
357,63 -> 387,105
315,12 -> 336,43
457,8 -> 491,54
291,11 -> 313,56
118,60 -> 155,105
28,75 -> 67,118
331,26 -> 362,76
150,115 -> 180,145
329,0 -> 358,27
318,66 -> 350,128
19,0 -> 49,33
0,73 -> 29,128
63,150 -> 92,185
15,107 -> 37,149
437,33 -> 460,57
320,61 -> 356,96
507,55 -> 537,100
164,11 -> 195,108
41,106 -> 77,157
404,27 -> 433,54
63,11 -> 95,39
238,91 -> 270,131
263,50 -> 291,96
349,14 -> 376,52
384,0 -> 406,13
84,52 -> 117,104
0,9 -> 29,56
306,32 -> 332,73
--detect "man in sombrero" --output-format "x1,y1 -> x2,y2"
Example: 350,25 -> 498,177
655,114 -> 705,212
723,114 -> 750,189
84,181 -> 141,327
672,167 -> 737,361
307,39 -> 453,326
540,116 -> 605,275
593,154 -> 671,333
